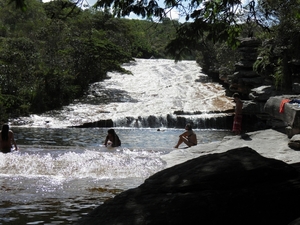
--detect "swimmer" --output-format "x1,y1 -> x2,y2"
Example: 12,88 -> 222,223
0,124 -> 18,153
104,129 -> 121,147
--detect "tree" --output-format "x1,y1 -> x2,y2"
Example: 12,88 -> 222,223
7,0 -> 300,121
92,0 -> 266,50
93,0 -> 300,91
252,0 -> 300,90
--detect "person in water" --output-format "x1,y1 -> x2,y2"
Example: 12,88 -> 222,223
174,123 -> 197,148
104,129 -> 121,147
0,124 -> 18,153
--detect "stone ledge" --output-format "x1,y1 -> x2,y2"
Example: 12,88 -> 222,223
264,96 -> 300,137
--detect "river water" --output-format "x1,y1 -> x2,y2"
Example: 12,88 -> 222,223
12,58 -> 234,128
1,59 -> 234,224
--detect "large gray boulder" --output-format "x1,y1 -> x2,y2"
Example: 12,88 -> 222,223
264,96 -> 300,136
249,85 -> 279,102
76,147 -> 300,225
264,96 -> 300,127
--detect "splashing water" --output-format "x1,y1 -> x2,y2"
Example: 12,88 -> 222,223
1,59 -> 234,224
0,148 -> 165,179
12,58 -> 234,128
0,140 -> 168,224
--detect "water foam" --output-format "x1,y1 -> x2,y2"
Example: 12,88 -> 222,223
0,148 -> 166,179
12,58 -> 233,128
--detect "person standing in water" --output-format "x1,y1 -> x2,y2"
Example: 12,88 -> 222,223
104,129 -> 121,147
232,93 -> 243,135
174,123 -> 197,148
0,124 -> 18,153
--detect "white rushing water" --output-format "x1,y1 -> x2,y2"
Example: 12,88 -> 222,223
13,58 -> 234,128
0,58 -> 235,224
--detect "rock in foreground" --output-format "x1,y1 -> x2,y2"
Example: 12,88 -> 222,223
76,147 -> 300,225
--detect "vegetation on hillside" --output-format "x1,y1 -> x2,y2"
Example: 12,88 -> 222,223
3,0 -> 300,122
93,0 -> 300,90
0,0 -> 180,122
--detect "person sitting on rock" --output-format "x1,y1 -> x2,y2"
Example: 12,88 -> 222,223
174,123 -> 197,148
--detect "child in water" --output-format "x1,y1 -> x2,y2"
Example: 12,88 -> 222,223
104,129 -> 121,147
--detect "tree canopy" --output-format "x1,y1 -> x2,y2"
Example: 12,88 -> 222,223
4,0 -> 300,117
92,0 -> 300,61
93,0 -> 300,90
0,0 -> 181,122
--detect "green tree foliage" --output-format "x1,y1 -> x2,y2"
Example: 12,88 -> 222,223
0,0 -> 130,117
93,0 -> 300,91
252,0 -> 300,90
0,0 -> 180,121
7,0 -> 300,99
93,0 -> 266,82
123,18 -> 180,58
93,0 -> 261,57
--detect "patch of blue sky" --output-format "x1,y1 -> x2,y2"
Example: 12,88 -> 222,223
84,0 -> 185,22
81,0 -> 254,23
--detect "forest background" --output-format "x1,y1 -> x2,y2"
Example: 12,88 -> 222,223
1,0 -> 300,123
0,0 -> 182,122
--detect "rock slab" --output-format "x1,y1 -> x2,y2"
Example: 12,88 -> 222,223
265,96 -> 300,128
76,147 -> 300,225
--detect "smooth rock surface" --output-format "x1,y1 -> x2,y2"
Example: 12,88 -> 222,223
162,128 -> 298,168
264,96 -> 300,129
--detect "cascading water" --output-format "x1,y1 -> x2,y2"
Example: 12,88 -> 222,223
1,58 -> 235,224
12,58 -> 234,129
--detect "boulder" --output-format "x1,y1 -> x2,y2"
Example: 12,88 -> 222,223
235,61 -> 256,69
290,217 -> 300,225
239,37 -> 262,48
73,119 -> 114,128
76,147 -> 300,225
249,85 -> 277,102
264,96 -> 300,133
233,70 -> 259,78
288,134 -> 300,150
242,100 -> 265,115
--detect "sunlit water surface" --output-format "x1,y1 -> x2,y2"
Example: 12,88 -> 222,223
3,58 -> 234,224
0,127 -> 231,225
12,58 -> 234,128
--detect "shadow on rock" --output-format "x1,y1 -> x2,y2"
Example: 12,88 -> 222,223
240,133 -> 252,140
76,147 -> 300,225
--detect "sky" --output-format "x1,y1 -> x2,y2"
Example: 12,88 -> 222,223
83,0 -> 252,22
42,0 -> 251,23
84,0 -> 182,21
43,0 -> 251,22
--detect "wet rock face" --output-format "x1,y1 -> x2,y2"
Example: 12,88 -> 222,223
76,147 -> 300,225
72,119 -> 114,128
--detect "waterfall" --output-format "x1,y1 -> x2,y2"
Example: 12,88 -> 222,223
108,114 -> 233,129
12,58 -> 234,129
